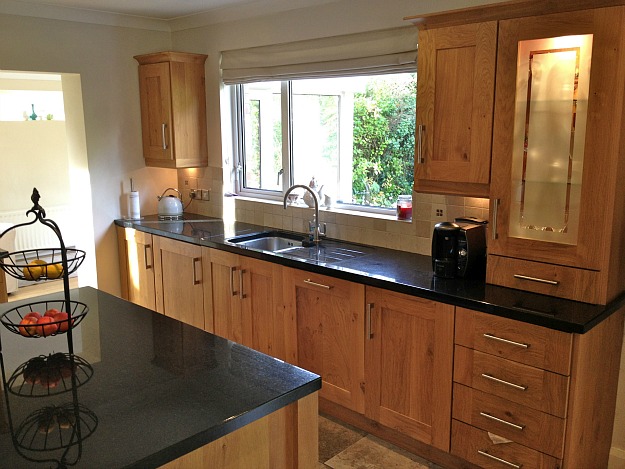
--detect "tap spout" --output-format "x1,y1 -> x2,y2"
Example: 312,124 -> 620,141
284,184 -> 321,243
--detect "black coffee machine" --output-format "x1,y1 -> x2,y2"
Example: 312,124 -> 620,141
432,217 -> 487,278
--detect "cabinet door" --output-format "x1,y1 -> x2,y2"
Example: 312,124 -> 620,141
489,8 -> 625,272
153,236 -> 205,330
414,21 -> 497,197
284,268 -> 365,413
364,287 -> 454,451
121,227 -> 156,311
137,62 -> 173,164
240,256 -> 284,359
207,249 -> 242,343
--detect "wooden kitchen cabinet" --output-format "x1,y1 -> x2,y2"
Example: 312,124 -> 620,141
487,7 -> 625,304
452,307 -> 624,469
207,248 -> 284,359
152,235 -> 207,330
284,268 -> 365,414
124,228 -> 156,311
134,51 -> 208,168
117,226 -> 156,311
413,21 -> 496,197
364,287 -> 454,451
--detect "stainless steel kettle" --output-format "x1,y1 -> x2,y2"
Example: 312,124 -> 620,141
157,188 -> 183,219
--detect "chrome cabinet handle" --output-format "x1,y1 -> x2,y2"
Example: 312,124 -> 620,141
144,244 -> 152,269
229,266 -> 237,296
161,123 -> 168,150
192,257 -> 201,285
479,412 -> 525,430
481,373 -> 527,391
491,198 -> 499,240
417,124 -> 425,164
483,333 -> 529,349
303,279 -> 332,290
513,274 -> 559,286
477,450 -> 522,468
366,303 -> 373,339
239,269 -> 246,299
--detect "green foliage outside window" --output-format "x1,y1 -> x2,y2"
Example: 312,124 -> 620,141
351,75 -> 416,207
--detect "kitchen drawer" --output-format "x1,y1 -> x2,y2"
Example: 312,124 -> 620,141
454,345 -> 569,417
486,254 -> 603,304
451,420 -> 561,469
455,307 -> 572,375
453,383 -> 565,458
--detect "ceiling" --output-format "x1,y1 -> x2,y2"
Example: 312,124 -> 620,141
9,0 -> 336,20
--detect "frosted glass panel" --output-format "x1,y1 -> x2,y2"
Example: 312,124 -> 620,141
509,35 -> 593,244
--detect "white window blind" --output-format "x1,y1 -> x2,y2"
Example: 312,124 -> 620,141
221,26 -> 418,84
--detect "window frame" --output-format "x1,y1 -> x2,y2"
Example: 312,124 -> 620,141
231,76 -> 412,216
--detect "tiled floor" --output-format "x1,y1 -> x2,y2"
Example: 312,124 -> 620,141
318,414 -> 444,469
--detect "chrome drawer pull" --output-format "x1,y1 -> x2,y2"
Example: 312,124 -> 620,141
513,274 -> 559,286
366,303 -> 373,340
477,450 -> 522,469
481,373 -> 527,391
491,198 -> 499,240
483,333 -> 529,349
238,269 -> 246,299
192,257 -> 201,285
303,279 -> 332,290
417,124 -> 425,164
479,412 -> 525,430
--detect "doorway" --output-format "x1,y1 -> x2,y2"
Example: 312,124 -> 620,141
0,70 -> 97,297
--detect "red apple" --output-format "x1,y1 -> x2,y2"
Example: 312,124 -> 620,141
36,316 -> 59,337
44,308 -> 61,318
53,311 -> 70,332
24,311 -> 42,321
18,317 -> 38,337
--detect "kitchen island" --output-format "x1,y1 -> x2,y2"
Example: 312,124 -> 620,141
0,287 -> 321,468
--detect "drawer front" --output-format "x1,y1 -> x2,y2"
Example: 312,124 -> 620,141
486,254 -> 603,304
455,307 -> 572,375
453,383 -> 565,458
451,420 -> 561,469
454,346 -> 569,417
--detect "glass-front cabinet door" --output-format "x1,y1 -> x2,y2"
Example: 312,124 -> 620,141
487,7 -> 625,303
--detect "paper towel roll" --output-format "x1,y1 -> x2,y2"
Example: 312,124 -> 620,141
128,191 -> 140,219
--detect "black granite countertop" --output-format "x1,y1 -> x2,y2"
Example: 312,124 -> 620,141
0,287 -> 321,468
115,214 -> 625,333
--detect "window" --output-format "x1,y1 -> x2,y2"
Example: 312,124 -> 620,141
235,72 -> 415,209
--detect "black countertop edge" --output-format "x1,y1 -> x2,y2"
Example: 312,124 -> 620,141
114,216 -> 622,334
127,379 -> 321,469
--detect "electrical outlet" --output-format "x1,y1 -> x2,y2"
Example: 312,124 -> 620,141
189,189 -> 198,199
201,189 -> 210,201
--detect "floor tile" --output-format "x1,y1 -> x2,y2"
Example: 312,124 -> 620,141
318,413 -> 368,463
324,434 -> 438,469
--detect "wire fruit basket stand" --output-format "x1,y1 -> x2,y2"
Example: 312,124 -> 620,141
0,188 -> 88,352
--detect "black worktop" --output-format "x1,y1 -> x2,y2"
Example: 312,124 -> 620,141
0,287 -> 321,468
116,213 -> 625,333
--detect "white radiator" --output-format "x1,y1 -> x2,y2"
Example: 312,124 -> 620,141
0,205 -> 75,253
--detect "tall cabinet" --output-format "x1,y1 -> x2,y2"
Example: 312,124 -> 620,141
487,6 -> 625,304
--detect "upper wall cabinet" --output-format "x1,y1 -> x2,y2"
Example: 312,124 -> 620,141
134,51 -> 208,168
487,6 -> 625,304
413,21 -> 497,197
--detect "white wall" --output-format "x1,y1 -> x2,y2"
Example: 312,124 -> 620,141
0,13 -> 177,294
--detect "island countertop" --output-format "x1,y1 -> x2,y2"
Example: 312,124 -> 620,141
0,287 -> 321,468
115,214 -> 625,333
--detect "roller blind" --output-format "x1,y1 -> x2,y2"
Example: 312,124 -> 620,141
221,26 -> 418,84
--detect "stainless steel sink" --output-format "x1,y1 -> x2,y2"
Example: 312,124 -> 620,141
227,231 -> 367,265
233,235 -> 302,252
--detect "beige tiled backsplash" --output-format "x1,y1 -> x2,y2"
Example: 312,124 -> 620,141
179,170 -> 489,255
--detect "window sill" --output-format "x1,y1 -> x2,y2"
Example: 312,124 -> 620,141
234,195 -> 411,223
